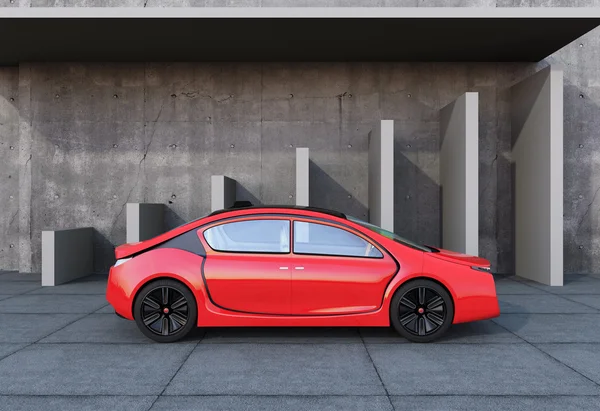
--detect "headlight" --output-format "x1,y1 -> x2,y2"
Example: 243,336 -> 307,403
114,258 -> 132,267
471,265 -> 492,273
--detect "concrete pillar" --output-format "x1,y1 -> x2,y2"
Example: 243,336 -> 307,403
440,92 -> 479,256
126,203 -> 165,243
296,147 -> 309,207
42,227 -> 93,286
211,175 -> 237,212
368,120 -> 394,231
511,66 -> 563,286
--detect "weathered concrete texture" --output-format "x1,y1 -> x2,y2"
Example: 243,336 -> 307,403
0,5 -> 599,274
3,61 -> 535,274
0,67 -> 19,271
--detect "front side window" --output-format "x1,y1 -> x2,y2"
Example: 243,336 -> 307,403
293,221 -> 382,258
204,219 -> 290,253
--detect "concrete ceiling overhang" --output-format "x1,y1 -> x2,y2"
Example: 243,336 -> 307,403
1,7 -> 600,65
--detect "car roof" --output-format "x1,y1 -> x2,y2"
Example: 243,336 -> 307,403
209,204 -> 347,220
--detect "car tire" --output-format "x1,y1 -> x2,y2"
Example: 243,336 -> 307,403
134,278 -> 197,343
390,279 -> 454,343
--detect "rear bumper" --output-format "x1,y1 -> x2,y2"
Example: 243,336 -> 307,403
106,265 -> 134,320
453,272 -> 500,324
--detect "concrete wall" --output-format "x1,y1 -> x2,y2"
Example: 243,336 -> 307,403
369,120 -> 394,232
0,61 -> 545,275
511,66 -> 563,286
0,1 -> 599,276
440,92 -> 479,255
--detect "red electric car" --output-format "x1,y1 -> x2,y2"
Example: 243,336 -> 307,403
106,204 -> 500,343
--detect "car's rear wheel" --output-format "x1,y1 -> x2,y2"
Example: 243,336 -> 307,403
390,279 -> 454,343
134,279 -> 197,343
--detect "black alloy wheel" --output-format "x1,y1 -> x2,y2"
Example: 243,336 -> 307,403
134,279 -> 197,343
390,279 -> 454,343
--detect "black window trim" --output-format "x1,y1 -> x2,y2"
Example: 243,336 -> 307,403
291,217 -> 385,260
202,217 -> 292,255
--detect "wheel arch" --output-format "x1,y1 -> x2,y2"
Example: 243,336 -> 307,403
131,275 -> 198,320
389,276 -> 456,324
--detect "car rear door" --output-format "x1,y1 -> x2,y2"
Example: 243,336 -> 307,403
290,219 -> 398,315
200,216 -> 292,315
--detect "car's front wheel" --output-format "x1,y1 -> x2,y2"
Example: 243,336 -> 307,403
134,279 -> 197,343
390,279 -> 454,343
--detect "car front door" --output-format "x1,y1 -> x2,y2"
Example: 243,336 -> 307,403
291,219 -> 398,315
200,217 -> 292,315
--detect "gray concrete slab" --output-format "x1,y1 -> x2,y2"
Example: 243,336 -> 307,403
563,294 -> 600,310
0,295 -> 12,301
0,272 -> 40,282
360,321 -> 523,344
0,396 -> 157,411
390,395 -> 600,411
95,304 -> 115,314
516,275 -> 600,295
493,314 -> 600,343
367,343 -> 600,395
26,278 -> 107,295
0,343 -> 28,361
0,343 -> 196,395
164,343 -> 385,396
499,294 -> 599,313
0,313 -> 83,343
39,314 -> 150,344
152,395 -> 393,411
0,282 -> 42,294
494,277 -> 547,294
537,343 -> 600,385
201,327 -> 362,344
0,294 -> 107,314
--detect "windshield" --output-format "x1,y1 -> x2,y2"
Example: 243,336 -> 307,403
347,216 -> 432,252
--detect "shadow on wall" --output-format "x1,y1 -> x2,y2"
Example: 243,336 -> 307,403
309,160 -> 368,220
164,207 -> 186,232
92,228 -> 115,274
394,137 -> 441,250
236,182 -> 262,207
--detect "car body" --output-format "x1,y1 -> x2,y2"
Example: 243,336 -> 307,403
106,205 -> 500,342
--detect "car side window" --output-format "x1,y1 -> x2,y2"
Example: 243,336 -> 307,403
293,221 -> 383,258
204,219 -> 290,253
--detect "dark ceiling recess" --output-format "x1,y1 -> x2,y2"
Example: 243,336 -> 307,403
1,16 -> 599,64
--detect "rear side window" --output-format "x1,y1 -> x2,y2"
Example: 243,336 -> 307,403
204,219 -> 290,253
293,221 -> 382,258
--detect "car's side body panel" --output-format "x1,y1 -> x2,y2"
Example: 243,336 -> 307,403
202,252 -> 292,315
287,216 -> 398,315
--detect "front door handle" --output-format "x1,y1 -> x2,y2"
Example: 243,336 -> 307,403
295,266 -> 305,270
279,266 -> 289,270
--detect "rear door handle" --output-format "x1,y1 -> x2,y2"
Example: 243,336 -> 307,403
295,267 -> 304,270
279,266 -> 289,270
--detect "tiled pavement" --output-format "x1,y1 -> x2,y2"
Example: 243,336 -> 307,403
0,270 -> 599,410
